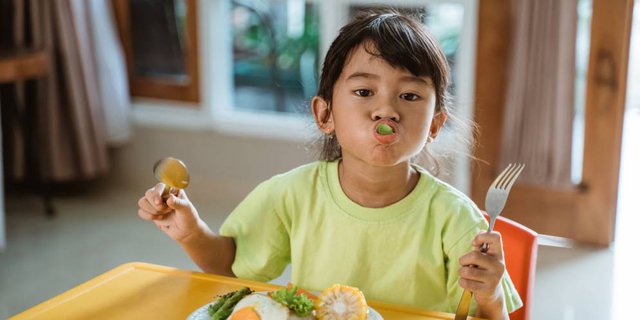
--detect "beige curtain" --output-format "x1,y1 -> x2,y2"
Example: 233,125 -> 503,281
499,0 -> 578,188
4,0 -> 130,182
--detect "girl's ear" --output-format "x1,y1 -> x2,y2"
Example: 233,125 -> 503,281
429,111 -> 448,140
311,96 -> 334,134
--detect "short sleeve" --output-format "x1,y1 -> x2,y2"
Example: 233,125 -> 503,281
500,269 -> 524,312
442,199 -> 523,315
219,179 -> 291,282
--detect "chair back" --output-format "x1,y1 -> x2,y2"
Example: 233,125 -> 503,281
483,213 -> 537,320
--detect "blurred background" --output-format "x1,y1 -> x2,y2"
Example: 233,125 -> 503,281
1,0 -> 639,319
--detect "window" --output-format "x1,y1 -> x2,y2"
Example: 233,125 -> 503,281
231,0 -> 320,114
226,0 -> 474,121
122,0 -> 477,144
113,0 -> 200,102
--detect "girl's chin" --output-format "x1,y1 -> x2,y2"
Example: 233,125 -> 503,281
353,152 -> 411,168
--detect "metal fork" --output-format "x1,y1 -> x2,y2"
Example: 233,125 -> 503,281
453,163 -> 525,320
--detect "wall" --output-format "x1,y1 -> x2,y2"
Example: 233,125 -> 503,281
110,120 -> 468,213
110,124 -> 315,206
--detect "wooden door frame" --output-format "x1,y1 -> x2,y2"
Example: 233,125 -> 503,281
471,0 -> 634,245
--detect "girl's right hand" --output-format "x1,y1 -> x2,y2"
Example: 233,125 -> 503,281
137,183 -> 202,243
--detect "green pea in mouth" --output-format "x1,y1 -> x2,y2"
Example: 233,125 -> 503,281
376,123 -> 395,135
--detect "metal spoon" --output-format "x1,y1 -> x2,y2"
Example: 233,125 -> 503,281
153,157 -> 190,198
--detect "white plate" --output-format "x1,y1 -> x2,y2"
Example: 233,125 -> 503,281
187,294 -> 383,320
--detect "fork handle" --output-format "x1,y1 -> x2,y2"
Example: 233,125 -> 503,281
455,224 -> 494,319
480,221 -> 495,253
454,289 -> 473,320
455,242 -> 490,319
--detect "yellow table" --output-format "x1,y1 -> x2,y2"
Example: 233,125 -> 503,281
10,262 -> 480,320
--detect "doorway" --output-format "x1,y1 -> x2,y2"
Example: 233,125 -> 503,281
612,1 -> 640,317
472,0 -> 635,245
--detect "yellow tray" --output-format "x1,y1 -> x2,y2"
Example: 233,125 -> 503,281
10,262 -> 479,320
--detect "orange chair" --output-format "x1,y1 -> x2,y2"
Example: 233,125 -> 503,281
482,212 -> 538,320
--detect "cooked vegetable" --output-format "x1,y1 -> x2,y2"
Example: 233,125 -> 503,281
270,285 -> 314,317
376,123 -> 394,135
207,291 -> 237,316
287,282 -> 318,300
315,284 -> 368,320
208,287 -> 253,320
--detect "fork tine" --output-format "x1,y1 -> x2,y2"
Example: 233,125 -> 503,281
502,163 -> 525,190
490,163 -> 514,189
496,163 -> 518,189
497,163 -> 518,189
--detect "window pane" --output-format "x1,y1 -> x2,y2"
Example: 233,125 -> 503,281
130,0 -> 188,82
230,1 -> 465,115
571,0 -> 592,183
231,0 -> 320,114
423,3 -> 464,95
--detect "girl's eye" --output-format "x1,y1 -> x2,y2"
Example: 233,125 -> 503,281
354,89 -> 372,97
400,93 -> 420,101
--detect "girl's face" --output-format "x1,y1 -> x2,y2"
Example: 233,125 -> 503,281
313,44 -> 444,168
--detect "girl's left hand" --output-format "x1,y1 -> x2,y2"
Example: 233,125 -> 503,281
458,231 -> 506,306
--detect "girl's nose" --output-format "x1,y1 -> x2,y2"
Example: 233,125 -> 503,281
371,101 -> 400,122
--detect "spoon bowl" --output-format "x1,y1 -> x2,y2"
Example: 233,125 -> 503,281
153,157 -> 190,192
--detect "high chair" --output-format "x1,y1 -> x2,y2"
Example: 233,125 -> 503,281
483,212 -> 538,320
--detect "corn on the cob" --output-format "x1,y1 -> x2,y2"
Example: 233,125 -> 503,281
315,284 -> 368,320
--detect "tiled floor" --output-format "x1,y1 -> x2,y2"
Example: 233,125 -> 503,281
0,110 -> 638,319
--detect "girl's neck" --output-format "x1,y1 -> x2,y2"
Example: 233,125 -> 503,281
338,158 -> 420,208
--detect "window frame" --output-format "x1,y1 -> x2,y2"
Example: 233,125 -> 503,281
113,0 -> 200,103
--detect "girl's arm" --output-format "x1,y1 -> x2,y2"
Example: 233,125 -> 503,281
138,184 -> 236,276
458,231 -> 509,320
177,221 -> 236,277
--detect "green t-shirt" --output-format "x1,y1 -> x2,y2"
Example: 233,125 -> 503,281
219,161 -> 522,314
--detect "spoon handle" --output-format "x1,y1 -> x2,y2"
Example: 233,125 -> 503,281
161,186 -> 180,200
161,186 -> 171,199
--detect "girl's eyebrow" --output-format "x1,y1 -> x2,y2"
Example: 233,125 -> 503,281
345,72 -> 429,85
345,72 -> 379,81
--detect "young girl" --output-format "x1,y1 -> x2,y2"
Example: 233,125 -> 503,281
138,10 -> 521,320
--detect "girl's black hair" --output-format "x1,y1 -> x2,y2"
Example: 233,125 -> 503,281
316,9 -> 454,162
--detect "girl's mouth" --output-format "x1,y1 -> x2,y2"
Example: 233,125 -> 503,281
373,122 -> 398,144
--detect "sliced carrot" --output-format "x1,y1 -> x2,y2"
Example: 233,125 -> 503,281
287,282 -> 318,300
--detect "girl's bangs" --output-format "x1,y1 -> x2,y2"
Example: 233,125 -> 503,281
361,18 -> 437,79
